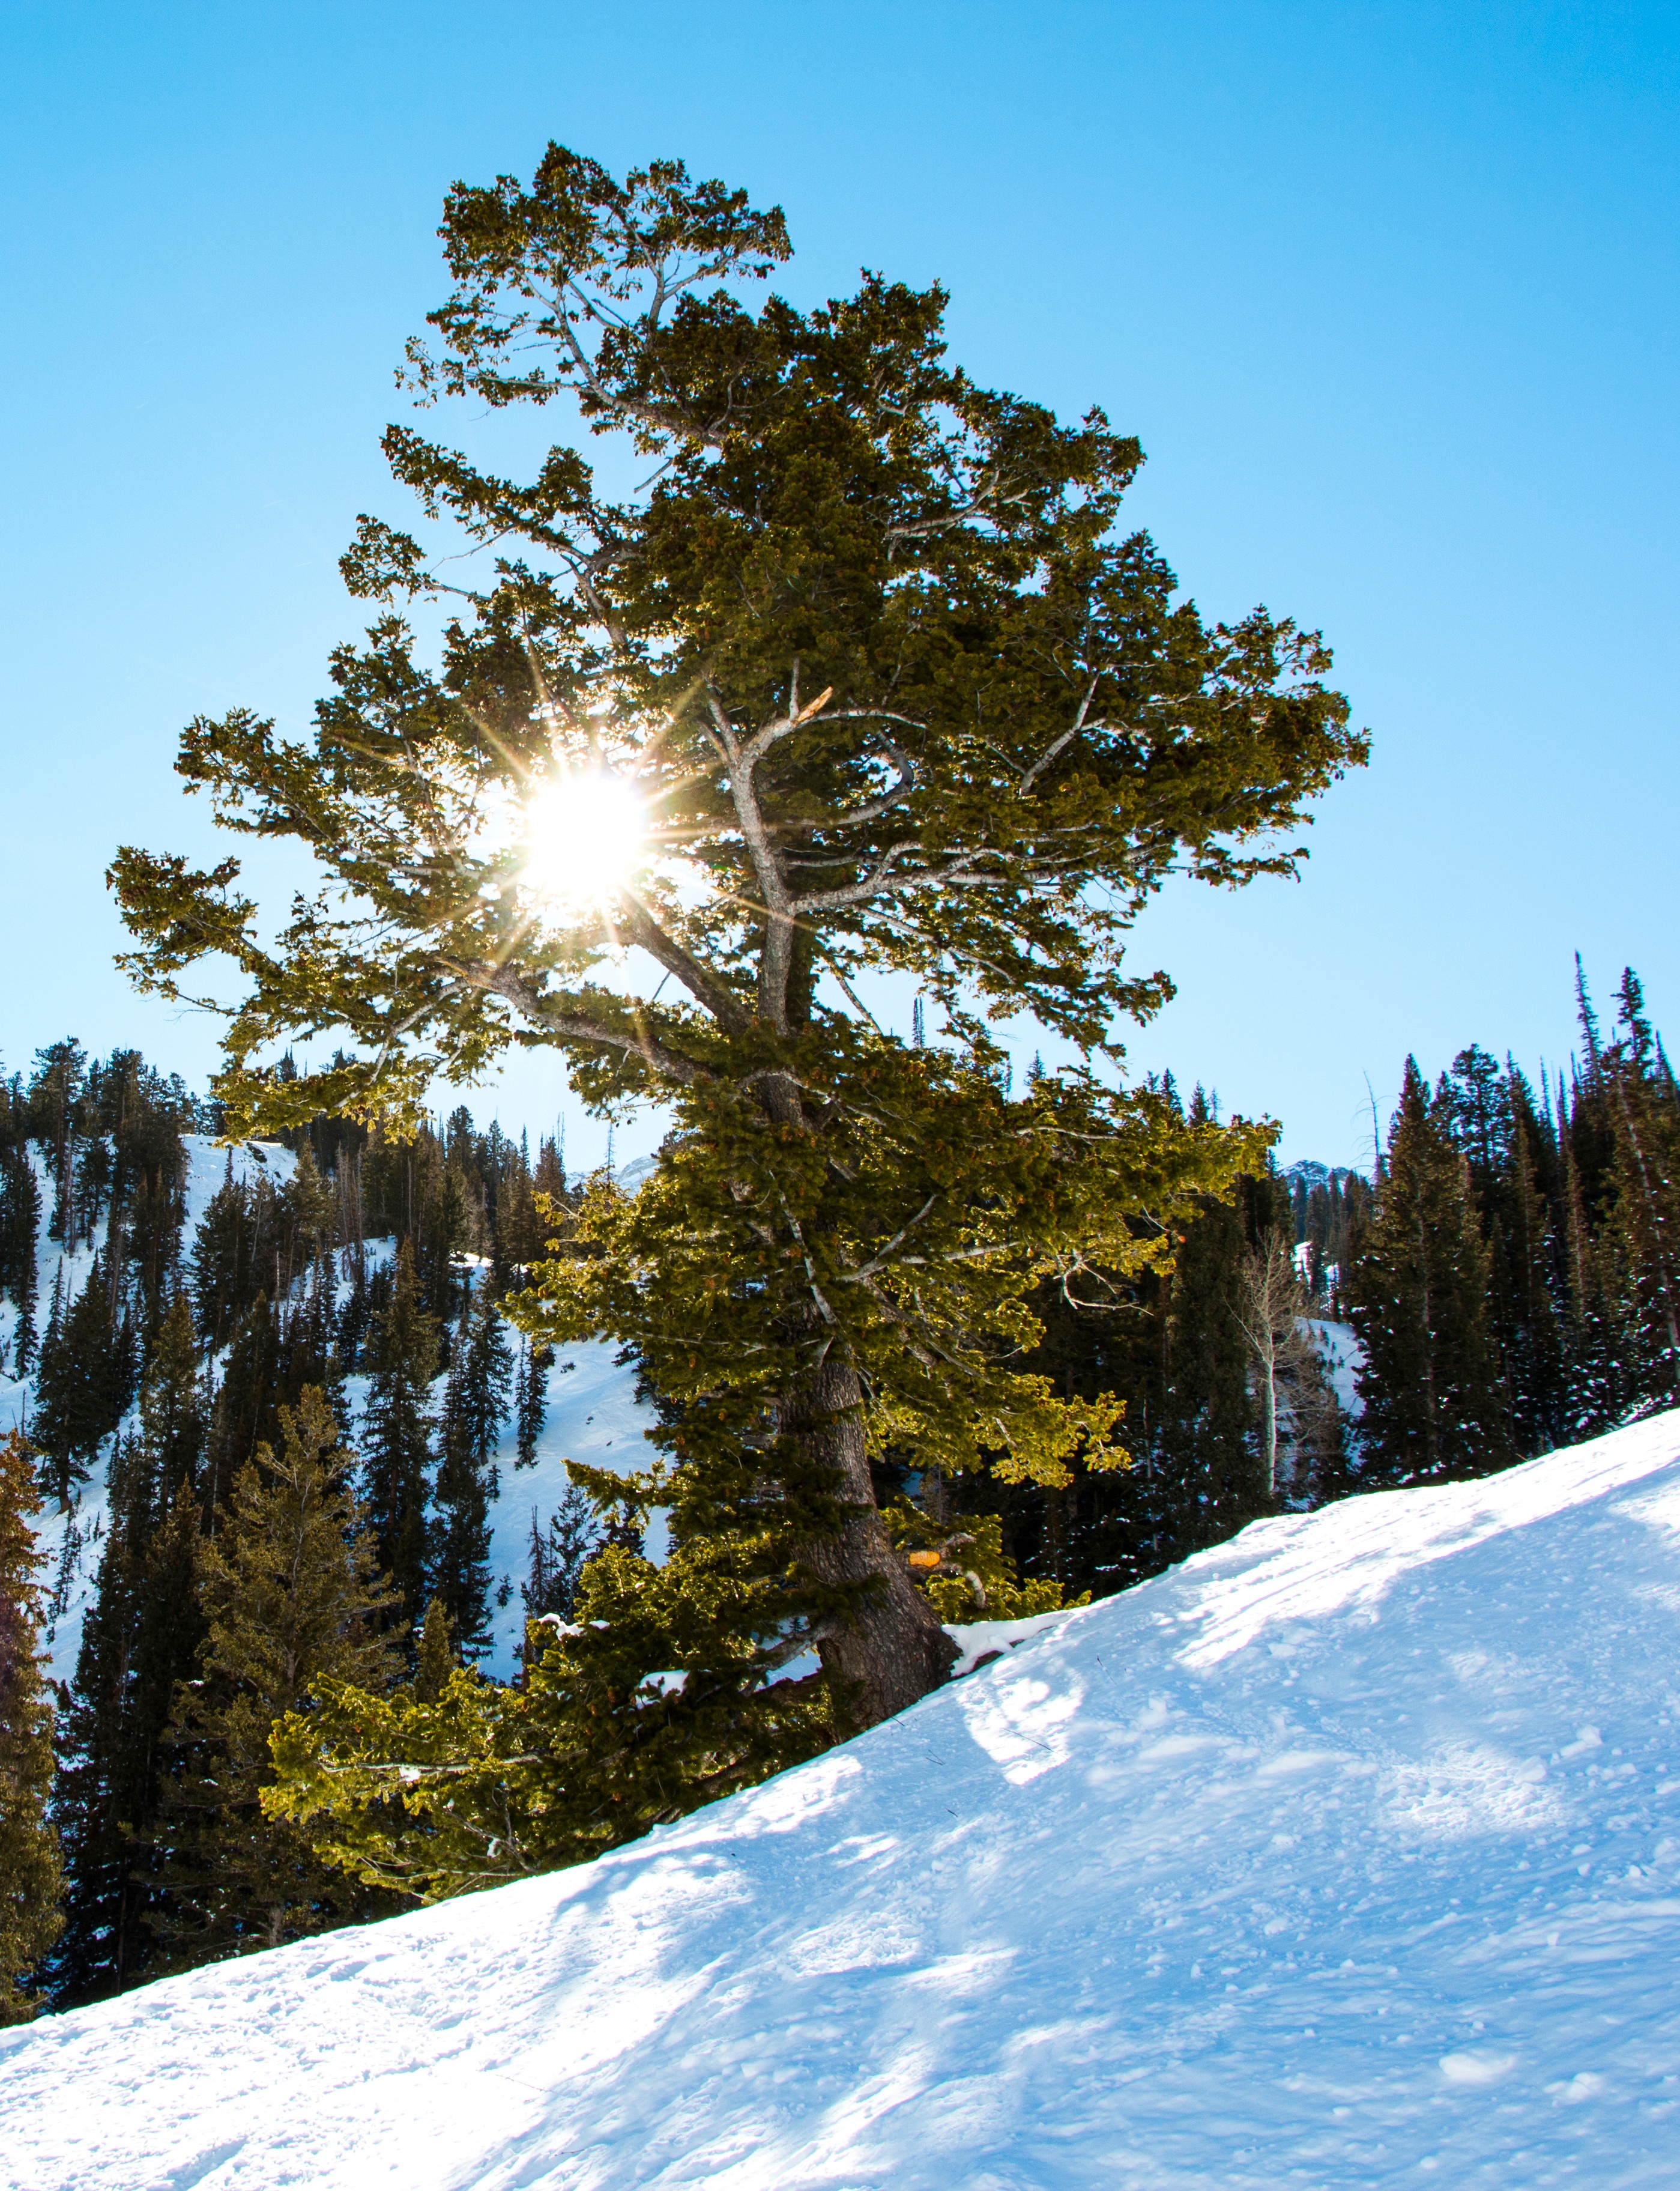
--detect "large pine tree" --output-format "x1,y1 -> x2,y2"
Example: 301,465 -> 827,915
112,145 -> 1361,1743
1350,1059 -> 1514,1484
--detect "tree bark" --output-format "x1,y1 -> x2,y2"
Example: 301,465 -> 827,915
785,1350 -> 958,1730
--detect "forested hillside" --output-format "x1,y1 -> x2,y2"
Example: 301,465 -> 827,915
2,957 -> 1678,2015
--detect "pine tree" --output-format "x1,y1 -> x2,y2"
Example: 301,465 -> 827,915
0,1432 -> 63,2022
514,1335 -> 554,1470
202,1294 -> 279,1515
359,1241 -> 437,1630
136,1291 -> 205,1513
0,1148 -> 40,1376
114,144 -> 1359,1751
32,1249 -> 130,1508
151,1388 -> 402,1969
50,1481 -> 205,2003
1154,1193 -> 1263,1558
1349,1059 -> 1514,1484
440,1287 -> 513,1500
413,1596 -> 455,1703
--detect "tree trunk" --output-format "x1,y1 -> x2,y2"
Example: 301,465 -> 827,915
786,1350 -> 958,1730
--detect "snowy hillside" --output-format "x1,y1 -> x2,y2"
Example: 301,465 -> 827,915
7,1417 -> 1680,2188
2,1135 -> 659,1685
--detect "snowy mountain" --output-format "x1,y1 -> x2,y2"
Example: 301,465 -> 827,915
2,1135 -> 660,1687
6,1414 -> 1680,2187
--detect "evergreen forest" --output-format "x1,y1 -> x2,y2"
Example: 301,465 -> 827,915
2,955 -> 1678,2015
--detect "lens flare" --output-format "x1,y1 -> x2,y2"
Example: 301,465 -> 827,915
522,774 -> 644,909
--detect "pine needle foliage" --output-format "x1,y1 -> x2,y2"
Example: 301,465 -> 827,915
153,1388 -> 402,1967
111,145 -> 1362,1744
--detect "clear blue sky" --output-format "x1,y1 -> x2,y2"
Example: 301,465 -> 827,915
2,1 -> 1676,1171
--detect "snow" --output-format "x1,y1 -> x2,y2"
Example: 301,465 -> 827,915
7,1414 -> 1680,2187
1,1134 -> 659,1683
2,1137 -> 299,1683
1306,1315 -> 1364,1417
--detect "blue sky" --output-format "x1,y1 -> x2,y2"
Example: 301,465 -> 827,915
2,2 -> 1676,1169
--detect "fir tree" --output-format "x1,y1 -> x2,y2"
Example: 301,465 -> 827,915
1350,1059 -> 1514,1484
50,1480 -> 205,2003
0,1432 -> 63,2022
440,1287 -> 513,1500
413,1596 -> 455,1704
359,1242 -> 437,1630
514,1335 -> 554,1470
0,1149 -> 40,1376
151,1388 -> 401,1968
32,1249 -> 130,1508
136,1291 -> 205,1514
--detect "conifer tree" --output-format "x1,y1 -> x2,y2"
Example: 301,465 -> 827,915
136,1291 -> 205,1512
514,1335 -> 553,1469
50,1481 -> 205,2002
0,1149 -> 40,1376
152,1389 -> 401,1968
413,1596 -> 455,1703
359,1241 -> 437,1629
440,1286 -> 513,1499
32,1250 -> 130,1508
113,145 -> 1359,1740
1350,1059 -> 1514,1484
0,1432 -> 62,2022
203,1294 -> 279,1514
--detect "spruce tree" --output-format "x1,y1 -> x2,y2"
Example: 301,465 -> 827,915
413,1596 -> 454,1703
359,1241 -> 437,1629
113,145 -> 1360,1742
136,1291 -> 205,1512
152,1389 -> 401,1968
32,1249 -> 129,1508
0,1432 -> 63,2022
50,1481 -> 205,2002
514,1335 -> 553,1470
1349,1059 -> 1514,1484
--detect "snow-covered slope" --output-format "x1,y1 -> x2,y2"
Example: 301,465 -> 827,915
8,1419 -> 1680,2188
4,1134 -> 659,1684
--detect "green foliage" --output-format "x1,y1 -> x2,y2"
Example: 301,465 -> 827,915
884,1502 -> 1078,1623
359,1241 -> 437,1629
0,1432 -> 62,2023
413,1597 -> 455,1704
267,1542 -> 838,1903
112,143 -> 1357,1802
153,1388 -> 402,1968
1350,1059 -> 1514,1484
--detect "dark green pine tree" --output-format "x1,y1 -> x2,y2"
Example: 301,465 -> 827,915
359,1241 -> 437,1632
202,1294 -> 280,1515
1349,1058 -> 1515,1485
151,1388 -> 403,1970
413,1595 -> 455,1703
1153,1190 -> 1265,1559
440,1286 -> 513,1499
50,1481 -> 205,2003
136,1291 -> 205,1502
31,1250 -> 132,1508
0,1431 -> 64,2022
1599,969 -> 1680,1410
514,1335 -> 554,1470
0,1147 -> 41,1377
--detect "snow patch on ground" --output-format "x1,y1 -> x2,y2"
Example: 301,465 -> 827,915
7,1413 -> 1680,2187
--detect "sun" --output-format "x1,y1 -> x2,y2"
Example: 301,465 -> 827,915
522,772 -> 644,911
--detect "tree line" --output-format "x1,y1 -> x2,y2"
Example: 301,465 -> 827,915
3,957 -> 1675,2015
0,1039 -> 594,2011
